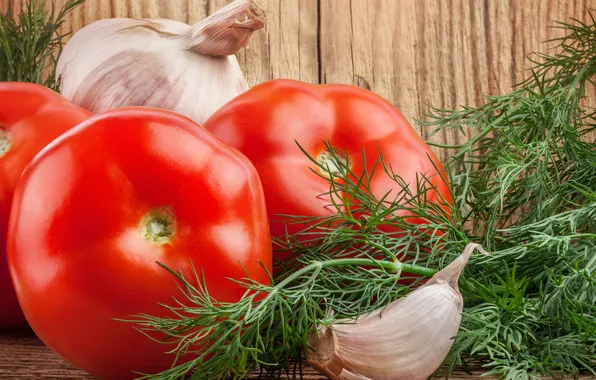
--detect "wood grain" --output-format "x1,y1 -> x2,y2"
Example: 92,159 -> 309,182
1,329 -> 595,379
2,0 -> 596,379
4,0 -> 596,161
0,329 -> 492,380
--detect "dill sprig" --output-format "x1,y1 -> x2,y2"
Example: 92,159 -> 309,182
126,144 -> 465,380
0,0 -> 84,90
129,257 -> 427,380
423,15 -> 596,236
423,12 -> 596,380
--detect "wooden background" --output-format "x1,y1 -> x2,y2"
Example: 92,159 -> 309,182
2,0 -> 596,379
4,0 -> 596,161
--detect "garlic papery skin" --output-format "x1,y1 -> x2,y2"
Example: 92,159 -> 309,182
56,0 -> 265,126
305,243 -> 489,380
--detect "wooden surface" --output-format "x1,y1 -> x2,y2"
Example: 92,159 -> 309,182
1,328 -> 595,380
2,0 -> 596,379
0,328 -> 493,379
0,328 -> 457,380
4,0 -> 596,161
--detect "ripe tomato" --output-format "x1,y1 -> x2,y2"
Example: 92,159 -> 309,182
7,107 -> 272,379
203,79 -> 452,242
0,82 -> 92,329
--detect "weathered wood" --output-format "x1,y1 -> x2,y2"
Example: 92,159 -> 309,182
6,0 -> 596,159
1,329 -> 595,379
6,0 -> 596,155
0,328 -> 481,379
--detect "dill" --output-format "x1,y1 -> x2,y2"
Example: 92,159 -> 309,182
0,0 -> 84,90
125,144 -> 465,380
422,13 -> 596,380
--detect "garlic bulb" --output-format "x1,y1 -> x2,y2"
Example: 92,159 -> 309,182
56,0 -> 265,125
305,243 -> 489,380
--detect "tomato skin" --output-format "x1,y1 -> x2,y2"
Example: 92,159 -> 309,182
0,82 -> 92,329
7,107 -> 272,380
203,79 -> 453,243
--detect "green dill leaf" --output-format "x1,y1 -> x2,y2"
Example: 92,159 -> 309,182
424,10 -> 596,379
0,0 -> 84,90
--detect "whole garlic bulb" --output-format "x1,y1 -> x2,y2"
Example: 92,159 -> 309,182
56,0 -> 265,125
305,243 -> 489,380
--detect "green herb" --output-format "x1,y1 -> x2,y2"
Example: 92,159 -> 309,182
128,12 -> 596,380
0,0 -> 84,90
125,143 -> 461,379
422,13 -> 596,380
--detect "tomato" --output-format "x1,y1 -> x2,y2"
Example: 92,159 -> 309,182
7,107 -> 272,380
203,79 -> 453,245
0,82 -> 92,329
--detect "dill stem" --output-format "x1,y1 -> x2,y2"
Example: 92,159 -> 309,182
427,142 -> 465,149
249,258 -> 437,317
276,258 -> 434,290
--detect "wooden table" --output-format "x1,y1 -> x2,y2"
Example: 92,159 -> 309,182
2,328 -> 595,379
0,327 -> 487,379
2,0 -> 596,379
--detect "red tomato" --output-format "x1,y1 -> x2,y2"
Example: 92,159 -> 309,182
203,79 -> 452,243
7,107 -> 272,379
0,82 -> 92,329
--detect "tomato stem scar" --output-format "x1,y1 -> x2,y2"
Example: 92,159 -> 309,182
0,126 -> 11,158
139,207 -> 177,244
316,149 -> 350,178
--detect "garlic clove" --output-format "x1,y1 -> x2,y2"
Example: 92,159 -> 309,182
306,243 -> 488,380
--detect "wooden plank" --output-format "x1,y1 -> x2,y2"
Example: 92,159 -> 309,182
317,0 -> 596,159
4,0 -> 595,156
1,329 -> 595,379
0,328 -> 487,379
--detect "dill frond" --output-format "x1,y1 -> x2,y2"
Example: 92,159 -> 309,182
423,11 -> 596,380
0,0 -> 84,90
